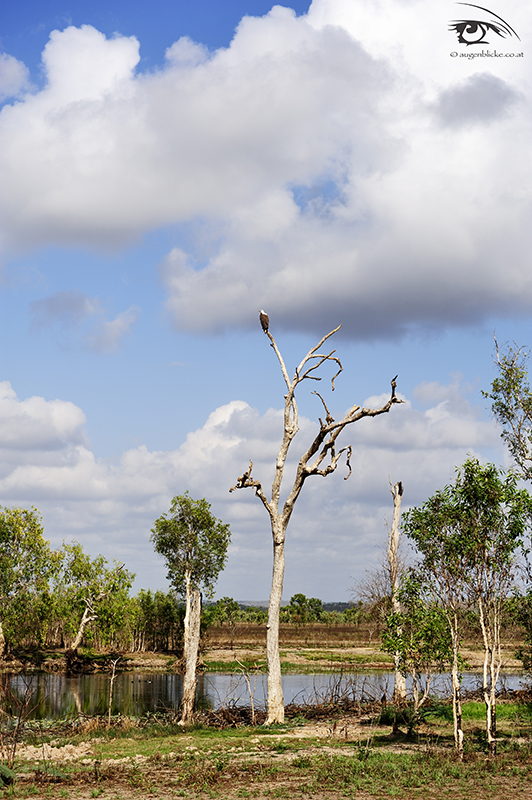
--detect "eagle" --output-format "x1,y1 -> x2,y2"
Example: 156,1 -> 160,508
259,309 -> 269,333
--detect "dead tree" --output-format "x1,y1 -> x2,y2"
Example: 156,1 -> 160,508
230,322 -> 403,723
386,478 -> 407,703
180,584 -> 202,725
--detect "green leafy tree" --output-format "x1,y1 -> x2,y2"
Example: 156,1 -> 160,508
484,342 -> 532,679
0,507 -> 57,653
484,341 -> 532,480
53,541 -> 134,651
403,474 -> 476,758
151,493 -> 231,723
131,590 -> 183,652
282,594 -> 324,624
242,605 -> 267,624
382,574 -> 453,730
453,459 -> 532,755
403,457 -> 532,757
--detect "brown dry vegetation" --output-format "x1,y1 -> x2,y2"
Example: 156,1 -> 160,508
201,622 -> 523,674
5,701 -> 532,800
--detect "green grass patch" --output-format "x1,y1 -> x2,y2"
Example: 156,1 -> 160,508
204,659 -> 267,673
6,715 -> 532,800
302,651 -> 393,665
423,701 -> 532,724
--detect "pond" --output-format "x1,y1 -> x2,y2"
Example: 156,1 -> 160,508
4,671 -> 530,720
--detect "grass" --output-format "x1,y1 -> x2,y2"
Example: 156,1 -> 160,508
9,744 -> 532,799
203,644 -> 396,675
302,651 -> 393,665
204,658 -> 267,673
4,700 -> 532,798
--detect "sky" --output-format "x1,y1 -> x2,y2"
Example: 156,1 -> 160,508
0,0 -> 530,602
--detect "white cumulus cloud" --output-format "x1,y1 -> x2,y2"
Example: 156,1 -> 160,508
0,379 -> 505,597
0,1 -> 529,340
0,53 -> 30,101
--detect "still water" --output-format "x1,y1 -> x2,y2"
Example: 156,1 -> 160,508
6,671 -> 530,720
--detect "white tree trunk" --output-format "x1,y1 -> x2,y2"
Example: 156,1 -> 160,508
183,570 -> 192,667
388,479 -> 406,703
450,624 -> 464,759
180,583 -> 202,725
0,619 -> 5,655
479,597 -> 500,757
266,520 -> 285,724
71,605 -> 96,651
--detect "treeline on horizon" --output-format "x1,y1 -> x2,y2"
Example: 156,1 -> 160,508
0,503 -> 528,662
0,504 -> 377,656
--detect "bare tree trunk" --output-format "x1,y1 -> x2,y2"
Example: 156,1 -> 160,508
230,323 -> 403,725
450,624 -> 464,760
387,478 -> 406,704
183,570 -> 192,667
266,520 -> 285,724
71,606 -> 96,651
0,620 -> 5,655
180,587 -> 202,725
107,658 -> 120,728
479,597 -> 500,757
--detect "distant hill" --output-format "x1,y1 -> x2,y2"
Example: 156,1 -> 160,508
322,602 -> 352,613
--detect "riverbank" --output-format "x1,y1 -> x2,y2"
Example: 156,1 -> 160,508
0,637 -> 524,675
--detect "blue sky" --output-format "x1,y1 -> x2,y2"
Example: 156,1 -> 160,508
0,0 -> 530,601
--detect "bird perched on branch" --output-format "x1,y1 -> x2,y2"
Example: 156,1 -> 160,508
259,309 -> 269,333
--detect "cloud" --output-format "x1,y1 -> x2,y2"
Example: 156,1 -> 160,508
29,291 -> 138,351
1,1 -> 531,341
85,307 -> 139,353
0,53 -> 30,101
435,74 -> 522,127
30,290 -> 99,328
0,379 -> 505,598
0,381 -> 87,457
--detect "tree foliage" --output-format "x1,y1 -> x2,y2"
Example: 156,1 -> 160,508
53,542 -> 134,649
0,507 -> 58,651
151,493 -> 231,598
484,341 -> 532,480
280,594 -> 324,623
151,493 -> 230,723
402,457 -> 532,756
382,574 -> 453,724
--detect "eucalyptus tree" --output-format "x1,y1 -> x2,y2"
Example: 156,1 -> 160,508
54,542 -> 134,651
484,341 -> 532,676
230,318 -> 403,723
382,574 -> 452,730
403,457 -> 532,757
484,340 -> 532,479
0,506 -> 57,653
151,493 -> 231,723
455,459 -> 532,756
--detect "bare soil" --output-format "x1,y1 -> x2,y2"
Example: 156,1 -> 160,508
9,708 -> 532,800
1,622 -> 524,675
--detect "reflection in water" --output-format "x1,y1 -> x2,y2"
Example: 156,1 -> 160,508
5,671 -> 530,720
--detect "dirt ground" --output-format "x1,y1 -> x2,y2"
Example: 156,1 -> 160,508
10,713 -> 532,800
202,643 -> 523,672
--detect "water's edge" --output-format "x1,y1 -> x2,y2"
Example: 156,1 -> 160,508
6,670 -> 530,720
